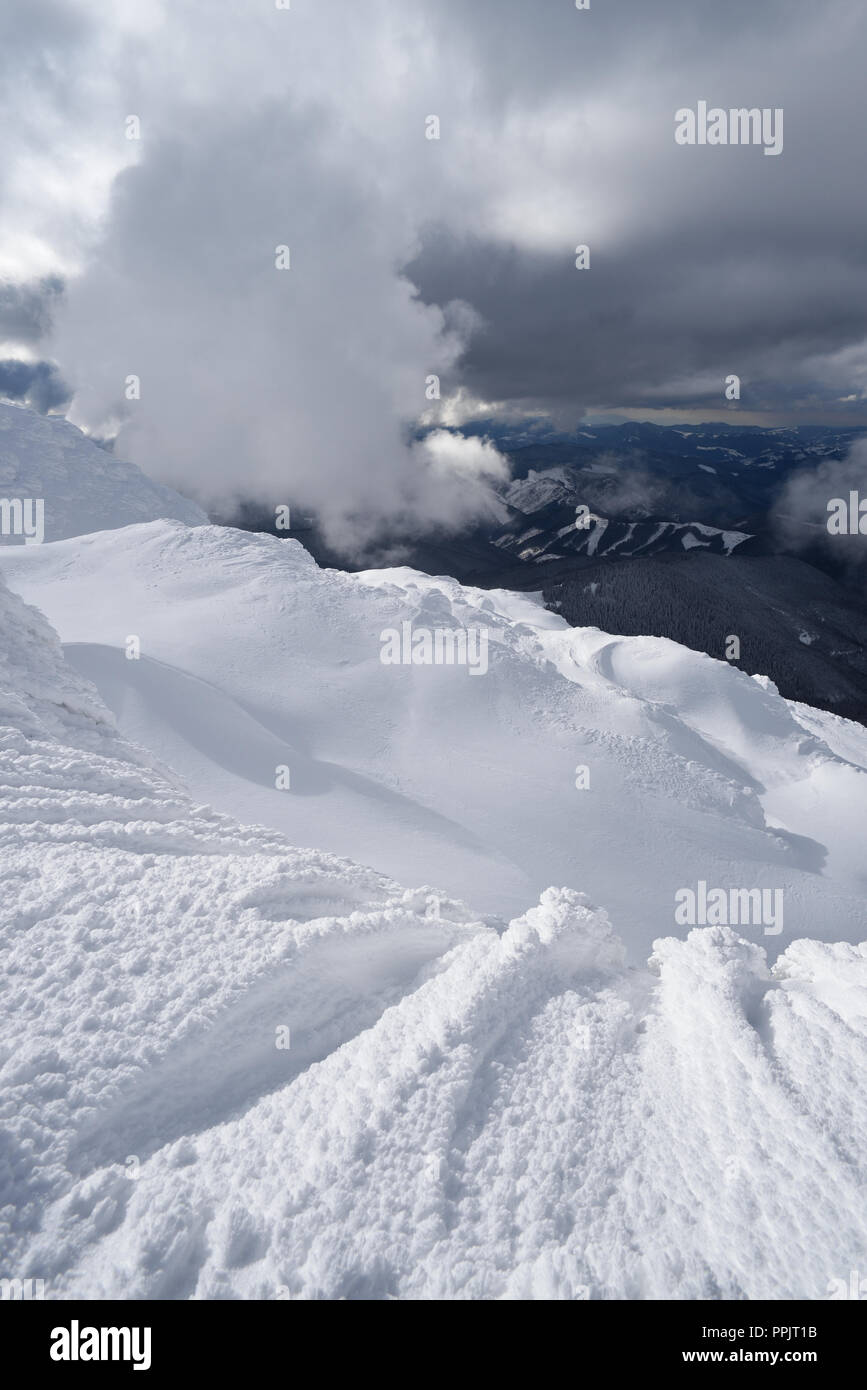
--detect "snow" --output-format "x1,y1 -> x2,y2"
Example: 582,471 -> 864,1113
0,401 -> 206,541
1,576 -> 865,1299
600,522 -> 636,555
634,521 -> 672,551
31,904 -> 867,1302
720,531 -> 749,553
1,572 -> 865,1300
585,516 -> 609,556
692,521 -> 752,554
3,518 -> 866,952
1,406 -> 866,1300
503,469 -> 576,514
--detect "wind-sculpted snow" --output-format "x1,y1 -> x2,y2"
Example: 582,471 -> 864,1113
0,571 -> 485,1280
3,519 -> 867,952
1,569 -> 866,1299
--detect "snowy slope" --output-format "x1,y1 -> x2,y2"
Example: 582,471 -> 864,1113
497,467 -> 753,559
2,520 -> 866,958
0,570 -> 486,1286
1,569 -> 866,1300
504,467 -> 577,512
0,401 -> 206,541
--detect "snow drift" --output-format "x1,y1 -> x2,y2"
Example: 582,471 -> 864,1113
1,568 -> 866,1299
2,517 -> 866,955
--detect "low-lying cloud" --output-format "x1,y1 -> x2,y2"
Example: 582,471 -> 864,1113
775,438 -> 867,568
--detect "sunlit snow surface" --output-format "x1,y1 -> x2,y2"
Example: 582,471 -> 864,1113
4,520 -> 866,947
1,559 -> 866,1298
1,407 -> 866,1298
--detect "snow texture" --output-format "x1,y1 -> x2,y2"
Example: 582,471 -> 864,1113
3,520 -> 866,953
0,559 -> 865,1299
0,407 -> 866,1300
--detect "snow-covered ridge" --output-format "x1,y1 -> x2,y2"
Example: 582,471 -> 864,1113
1,570 -> 866,1299
499,467 -> 754,557
3,518 -> 866,953
0,401 -> 206,541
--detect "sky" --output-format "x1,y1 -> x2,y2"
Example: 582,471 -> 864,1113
1,0 -> 866,546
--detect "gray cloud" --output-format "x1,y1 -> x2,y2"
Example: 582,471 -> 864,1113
2,0 -> 865,542
775,439 -> 867,569
0,276 -> 64,344
0,359 -> 70,413
49,109 -> 494,551
410,230 -> 867,424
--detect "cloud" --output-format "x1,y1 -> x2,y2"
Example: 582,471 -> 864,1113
49,103 -> 493,548
3,0 -> 867,544
0,359 -> 70,413
574,454 -> 669,519
775,438 -> 867,568
0,275 -> 64,345
409,430 -> 510,522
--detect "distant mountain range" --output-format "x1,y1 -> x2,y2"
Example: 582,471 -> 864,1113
230,421 -> 867,724
466,418 -> 867,563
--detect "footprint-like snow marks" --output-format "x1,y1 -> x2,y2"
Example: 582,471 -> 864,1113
44,902 -> 867,1301
4,519 -> 867,949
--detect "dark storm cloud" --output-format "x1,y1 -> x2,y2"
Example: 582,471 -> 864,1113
407,0 -> 867,422
408,228 -> 867,422
0,359 -> 71,413
4,0 -> 867,539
